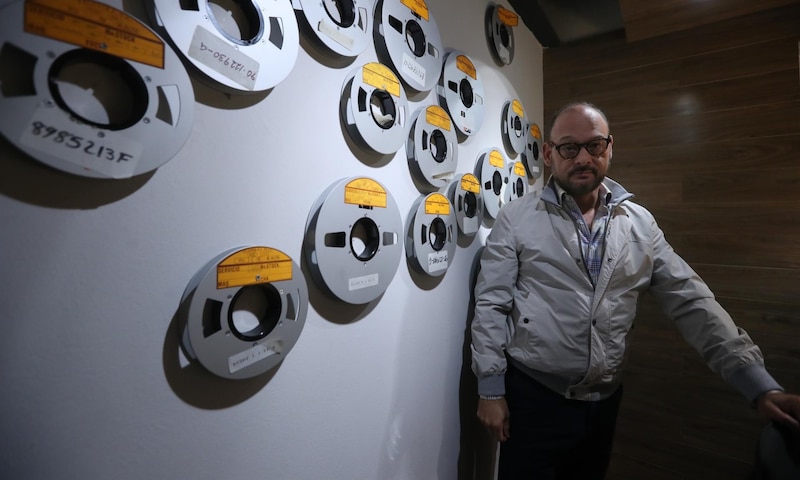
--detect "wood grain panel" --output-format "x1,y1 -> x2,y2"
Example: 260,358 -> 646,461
650,204 -> 800,236
611,102 -> 800,148
682,168 -> 800,203
610,135 -> 800,178
670,233 -> 800,270
546,66 -> 800,121
544,4 -> 800,81
692,264 -> 800,304
618,0 -> 800,42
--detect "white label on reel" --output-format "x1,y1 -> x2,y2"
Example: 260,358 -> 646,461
428,251 -> 448,272
318,21 -> 355,50
228,343 -> 276,373
189,26 -> 259,90
401,52 -> 426,86
20,106 -> 142,179
349,273 -> 379,291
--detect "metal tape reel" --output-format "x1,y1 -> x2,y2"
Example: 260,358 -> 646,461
406,105 -> 457,191
180,246 -> 308,380
502,99 -> 527,155
406,192 -> 456,277
292,0 -> 372,57
447,173 -> 483,237
150,0 -> 299,93
437,51 -> 485,136
341,62 -> 408,154
375,0 -> 443,92
486,4 -> 515,65
0,0 -> 194,179
475,149 -> 507,219
305,177 -> 403,304
521,122 -> 543,180
504,160 -> 528,204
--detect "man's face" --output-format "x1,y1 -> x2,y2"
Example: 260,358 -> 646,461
542,106 -> 612,198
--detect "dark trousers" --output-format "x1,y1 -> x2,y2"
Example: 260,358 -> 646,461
498,364 -> 623,480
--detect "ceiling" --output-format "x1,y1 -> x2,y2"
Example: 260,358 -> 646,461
509,0 -> 800,48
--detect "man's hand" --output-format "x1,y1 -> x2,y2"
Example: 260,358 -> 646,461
477,397 -> 510,442
756,391 -> 800,431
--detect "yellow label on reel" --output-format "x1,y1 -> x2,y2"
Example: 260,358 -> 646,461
344,178 -> 387,208
217,247 -> 293,289
530,123 -> 542,139
497,7 -> 519,26
424,193 -> 450,215
362,62 -> 401,98
425,105 -> 451,131
512,99 -> 525,118
460,173 -> 480,194
488,150 -> 505,168
455,55 -> 477,80
400,0 -> 430,21
513,161 -> 526,176
24,0 -> 165,69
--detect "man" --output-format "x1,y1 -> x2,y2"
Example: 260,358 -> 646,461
470,102 -> 800,479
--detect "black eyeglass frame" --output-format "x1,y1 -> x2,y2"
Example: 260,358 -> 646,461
549,136 -> 612,159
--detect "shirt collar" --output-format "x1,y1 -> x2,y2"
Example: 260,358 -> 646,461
553,181 -> 611,208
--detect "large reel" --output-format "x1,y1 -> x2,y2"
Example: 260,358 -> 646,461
406,104 -> 457,191
447,173 -> 483,237
305,177 -> 403,304
504,160 -> 528,205
437,51 -> 485,136
475,149 -> 507,219
522,122 -> 543,180
341,62 -> 409,154
149,0 -> 299,93
486,4 -> 516,65
374,0 -> 443,92
292,0 -> 373,57
0,0 -> 194,178
502,98 -> 527,155
180,246 -> 308,379
405,192 -> 456,277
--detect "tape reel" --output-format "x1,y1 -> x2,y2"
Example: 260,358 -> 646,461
180,246 -> 308,380
305,177 -> 403,304
375,0 -> 443,92
437,51 -> 485,136
475,149 -> 507,219
406,192 -> 456,277
341,62 -> 408,154
406,105 -> 457,191
0,0 -> 194,179
292,0 -> 372,57
486,4 -> 516,65
521,122 -> 543,180
504,160 -> 529,204
502,99 -> 527,155
149,0 -> 299,93
447,173 -> 483,237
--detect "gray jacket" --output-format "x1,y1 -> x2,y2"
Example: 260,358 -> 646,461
471,177 -> 781,401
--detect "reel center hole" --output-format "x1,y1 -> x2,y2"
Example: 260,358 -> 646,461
48,49 -> 148,131
464,192 -> 477,218
513,115 -> 523,137
229,284 -> 282,341
429,217 -> 447,251
369,90 -> 396,129
323,0 -> 356,27
208,0 -> 264,45
492,170 -> 503,196
429,129 -> 447,163
350,217 -> 380,261
499,24 -> 511,48
405,20 -> 426,57
459,79 -> 474,108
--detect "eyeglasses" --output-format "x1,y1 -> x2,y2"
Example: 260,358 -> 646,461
550,136 -> 611,159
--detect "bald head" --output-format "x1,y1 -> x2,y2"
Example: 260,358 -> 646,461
547,102 -> 609,143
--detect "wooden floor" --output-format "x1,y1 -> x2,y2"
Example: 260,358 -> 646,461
544,3 -> 800,479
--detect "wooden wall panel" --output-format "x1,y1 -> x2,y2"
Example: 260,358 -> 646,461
544,3 -> 800,479
618,0 -> 800,42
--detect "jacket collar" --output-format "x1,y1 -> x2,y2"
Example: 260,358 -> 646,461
541,176 -> 634,209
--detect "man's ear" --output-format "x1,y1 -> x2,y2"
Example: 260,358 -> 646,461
542,143 -> 552,167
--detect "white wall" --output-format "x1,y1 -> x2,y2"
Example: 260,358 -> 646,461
0,1 -> 542,479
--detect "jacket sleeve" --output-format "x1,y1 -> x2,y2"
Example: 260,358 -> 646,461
644,212 -> 782,402
470,207 -> 520,396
